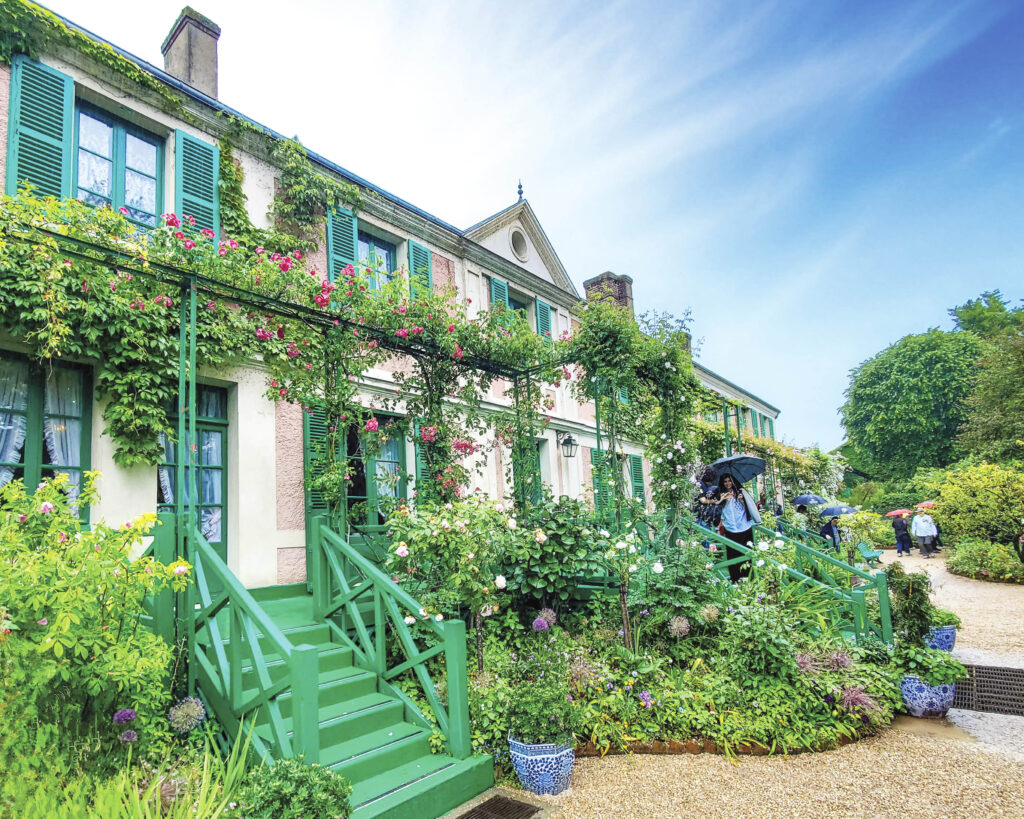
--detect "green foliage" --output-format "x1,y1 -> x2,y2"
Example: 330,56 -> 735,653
884,562 -> 937,645
930,461 -> 1024,547
0,0 -> 187,116
842,510 -> 893,550
893,644 -> 967,687
931,608 -> 962,628
947,537 -> 1024,584
512,495 -> 604,604
0,474 -> 189,785
949,289 -> 1024,339
232,756 -> 352,819
840,329 -> 985,479
507,633 -> 577,745
958,331 -> 1024,463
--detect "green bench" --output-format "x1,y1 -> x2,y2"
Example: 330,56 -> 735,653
856,542 -> 884,567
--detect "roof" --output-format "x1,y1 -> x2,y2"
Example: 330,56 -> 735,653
693,361 -> 781,414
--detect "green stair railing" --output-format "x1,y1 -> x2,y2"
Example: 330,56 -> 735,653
189,527 -> 321,763
674,515 -> 892,643
310,516 -> 472,759
778,519 -> 832,551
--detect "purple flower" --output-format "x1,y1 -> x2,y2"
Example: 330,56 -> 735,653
37,618 -> 48,626
840,686 -> 877,714
638,690 -> 653,708
532,617 -> 549,632
824,693 -> 835,705
826,651 -> 852,671
113,708 -> 137,724
119,730 -> 138,743
795,653 -> 818,674
641,609 -> 650,616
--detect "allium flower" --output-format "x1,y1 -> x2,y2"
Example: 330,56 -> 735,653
532,617 -> 549,632
113,708 -> 137,724
538,608 -> 557,627
700,604 -> 719,622
119,730 -> 138,743
167,697 -> 206,734
826,651 -> 852,671
840,686 -> 877,714
668,616 -> 690,638
795,653 -> 818,674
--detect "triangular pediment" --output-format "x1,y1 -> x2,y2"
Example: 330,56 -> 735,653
464,200 -> 579,298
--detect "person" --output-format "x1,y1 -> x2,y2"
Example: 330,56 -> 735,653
892,513 -> 913,556
912,510 -> 938,558
934,520 -> 944,553
819,516 -> 842,553
692,466 -> 720,530
717,473 -> 761,582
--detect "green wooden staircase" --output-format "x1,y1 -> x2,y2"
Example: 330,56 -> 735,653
146,516 -> 493,819
238,590 -> 492,818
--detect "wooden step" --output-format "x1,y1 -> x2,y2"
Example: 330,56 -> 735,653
270,666 -> 378,718
239,643 -> 352,689
349,754 -> 494,819
324,722 -> 431,783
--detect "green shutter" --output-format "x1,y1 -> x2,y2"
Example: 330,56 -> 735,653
751,409 -> 759,437
408,240 -> 432,299
618,386 -> 629,404
591,448 -> 610,513
535,299 -> 552,340
6,56 -> 74,198
303,407 -> 330,517
326,207 -> 358,282
628,453 -> 644,501
174,130 -> 219,237
490,277 -> 509,310
768,418 -> 775,440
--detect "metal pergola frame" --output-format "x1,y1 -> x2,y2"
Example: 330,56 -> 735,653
5,224 -> 616,544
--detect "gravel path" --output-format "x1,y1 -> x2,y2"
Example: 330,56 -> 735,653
888,551 -> 1024,658
541,727 -> 1024,818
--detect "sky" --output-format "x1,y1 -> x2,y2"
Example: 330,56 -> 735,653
41,0 -> 1024,449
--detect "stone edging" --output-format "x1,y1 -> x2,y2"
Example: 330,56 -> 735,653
575,735 -> 859,758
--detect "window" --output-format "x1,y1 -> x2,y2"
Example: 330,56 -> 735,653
0,352 -> 91,512
74,105 -> 162,226
508,293 -> 530,315
344,416 -> 407,527
157,386 -> 228,554
358,232 -> 396,289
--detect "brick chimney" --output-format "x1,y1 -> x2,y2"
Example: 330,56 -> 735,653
583,271 -> 634,316
161,7 -> 221,98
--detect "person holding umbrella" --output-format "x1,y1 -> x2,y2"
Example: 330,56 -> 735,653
717,473 -> 761,582
889,512 -> 913,556
819,516 -> 842,553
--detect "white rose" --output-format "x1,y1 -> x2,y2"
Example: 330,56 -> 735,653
404,615 -> 416,625
774,540 -> 785,548
507,518 -> 517,530
666,452 -> 673,460
756,559 -> 765,567
628,545 -> 636,554
628,565 -> 638,572
652,561 -> 664,574
495,503 -> 505,513
599,529 -> 610,538
758,544 -> 770,552
435,614 -> 444,621
615,541 -> 628,550
671,484 -> 677,490
495,575 -> 507,589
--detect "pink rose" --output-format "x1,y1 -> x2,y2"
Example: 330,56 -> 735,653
365,418 -> 379,432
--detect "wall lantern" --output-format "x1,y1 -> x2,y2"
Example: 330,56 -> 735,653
556,431 -> 578,459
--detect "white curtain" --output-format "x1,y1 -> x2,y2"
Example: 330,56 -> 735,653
157,431 -> 175,504
375,435 -> 400,503
43,368 -> 83,501
0,359 -> 29,489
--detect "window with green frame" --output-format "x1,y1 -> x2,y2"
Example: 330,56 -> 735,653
74,104 -> 163,227
344,416 -> 407,527
0,351 -> 92,515
358,231 -> 396,290
157,386 -> 228,555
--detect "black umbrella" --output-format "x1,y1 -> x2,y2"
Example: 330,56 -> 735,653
709,454 -> 766,485
818,504 -> 857,518
792,493 -> 827,506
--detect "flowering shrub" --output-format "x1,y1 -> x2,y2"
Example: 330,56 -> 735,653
386,495 -> 529,670
0,473 -> 190,786
842,510 -> 894,551
947,537 -> 1024,584
507,634 -> 577,745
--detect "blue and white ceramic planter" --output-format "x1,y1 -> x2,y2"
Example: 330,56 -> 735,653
925,625 -> 957,652
508,734 -> 574,795
900,674 -> 956,718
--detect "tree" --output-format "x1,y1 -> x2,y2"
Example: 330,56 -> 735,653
949,290 -> 1024,339
840,329 -> 984,480
958,331 -> 1024,463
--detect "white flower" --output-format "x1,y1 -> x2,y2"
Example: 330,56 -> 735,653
705,563 -> 714,570
395,543 -> 410,557
666,452 -> 673,460
435,614 -> 444,621
607,479 -> 615,487
652,561 -> 664,574
419,608 -> 427,617
599,529 -> 610,538
495,503 -> 505,513
441,519 -> 451,530
628,545 -> 637,554
507,518 -> 517,530
534,530 -> 548,544
778,564 -> 788,572
404,615 -> 416,625
615,541 -> 628,550
467,552 -> 475,560
675,539 -> 684,546
661,434 -> 667,440
756,559 -> 765,567
665,362 -> 671,369
657,457 -> 663,464
774,539 -> 785,548
495,575 -> 507,589
480,606 -> 493,618
758,543 -> 770,552
628,564 -> 638,572
444,503 -> 453,510
671,484 -> 677,490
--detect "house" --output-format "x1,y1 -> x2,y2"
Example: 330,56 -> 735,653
0,6 -> 780,587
